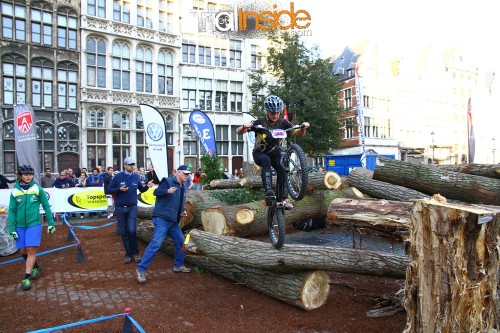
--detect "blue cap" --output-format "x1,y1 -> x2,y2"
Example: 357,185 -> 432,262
177,165 -> 191,174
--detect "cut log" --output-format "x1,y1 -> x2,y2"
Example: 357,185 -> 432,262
435,163 -> 500,179
239,171 -> 342,191
202,188 -> 365,237
373,157 -> 500,205
209,178 -> 243,189
188,229 -> 409,278
403,199 -> 500,332
348,167 -> 429,201
186,255 -> 330,311
327,198 -> 411,232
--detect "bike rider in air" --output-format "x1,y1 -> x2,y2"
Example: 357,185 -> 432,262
236,95 -> 310,210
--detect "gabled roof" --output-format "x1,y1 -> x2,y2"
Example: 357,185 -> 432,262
331,47 -> 360,80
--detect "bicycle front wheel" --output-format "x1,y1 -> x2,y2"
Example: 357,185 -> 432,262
286,143 -> 308,201
267,206 -> 285,249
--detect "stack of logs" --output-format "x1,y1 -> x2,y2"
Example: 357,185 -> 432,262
136,158 -> 500,328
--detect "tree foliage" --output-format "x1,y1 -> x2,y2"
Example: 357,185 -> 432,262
200,153 -> 224,188
249,32 -> 344,158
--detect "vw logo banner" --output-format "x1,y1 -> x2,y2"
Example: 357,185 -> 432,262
140,104 -> 169,180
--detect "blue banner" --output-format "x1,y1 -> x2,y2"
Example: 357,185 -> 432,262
189,109 -> 217,156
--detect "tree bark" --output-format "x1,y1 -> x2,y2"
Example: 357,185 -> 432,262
202,188 -> 365,237
209,178 -> 243,189
403,199 -> 500,332
373,157 -> 500,205
185,255 -> 330,311
238,171 -> 342,191
188,229 -> 409,278
435,163 -> 500,179
327,198 -> 411,232
348,167 -> 429,201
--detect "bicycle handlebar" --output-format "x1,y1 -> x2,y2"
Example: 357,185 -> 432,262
251,124 -> 305,133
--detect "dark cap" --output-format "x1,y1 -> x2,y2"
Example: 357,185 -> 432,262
177,165 -> 191,174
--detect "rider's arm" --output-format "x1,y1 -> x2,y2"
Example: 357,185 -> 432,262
294,122 -> 311,138
236,122 -> 253,135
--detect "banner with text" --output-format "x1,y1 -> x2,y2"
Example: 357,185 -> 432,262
189,109 -> 217,156
14,105 -> 40,183
140,104 -> 169,180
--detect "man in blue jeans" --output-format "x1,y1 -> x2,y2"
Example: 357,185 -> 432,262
136,165 -> 192,284
107,157 -> 153,264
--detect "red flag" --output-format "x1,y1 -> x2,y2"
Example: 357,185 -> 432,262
283,104 -> 289,121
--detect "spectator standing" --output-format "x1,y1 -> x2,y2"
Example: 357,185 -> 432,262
40,168 -> 55,188
53,170 -> 75,188
138,167 -> 147,183
231,169 -> 240,180
75,172 -> 87,219
0,173 -> 16,189
192,168 -> 202,190
103,167 -> 115,220
87,168 -> 104,187
107,157 -> 153,264
136,165 -> 192,284
8,165 -> 55,290
146,165 -> 160,185
239,168 -> 244,178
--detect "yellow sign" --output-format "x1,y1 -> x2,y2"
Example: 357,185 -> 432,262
67,190 -> 107,209
138,188 -> 157,205
328,160 -> 335,166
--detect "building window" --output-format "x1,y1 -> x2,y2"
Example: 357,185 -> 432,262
2,54 -> 27,105
31,4 -> 52,45
250,44 -> 261,69
371,118 -> 379,138
231,125 -> 243,155
229,81 -> 242,112
182,35 -> 196,63
199,78 -> 212,111
363,95 -> 371,108
38,123 -> 55,170
136,111 -> 147,168
137,0 -> 152,28
88,0 -> 106,18
158,0 -> 173,32
214,39 -> 227,66
2,122 -> 15,173
198,37 -> 212,65
57,123 -> 78,152
112,110 -> 131,170
57,9 -> 77,50
86,36 -> 106,88
113,0 -> 130,23
215,125 -> 229,155
344,88 -> 352,109
31,58 -> 53,109
57,62 -> 78,110
86,108 -> 107,169
229,39 -> 242,68
364,117 -> 370,137
182,77 -> 196,109
158,50 -> 173,95
183,124 -> 198,156
192,0 -> 204,10
112,41 -> 131,90
136,45 -> 153,93
215,80 -> 228,111
344,118 -> 353,139
166,114 -> 174,145
1,1 -> 26,41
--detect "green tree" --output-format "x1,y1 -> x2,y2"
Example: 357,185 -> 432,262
249,32 -> 344,158
199,153 -> 223,188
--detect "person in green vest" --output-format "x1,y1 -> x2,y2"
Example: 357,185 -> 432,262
8,165 -> 56,291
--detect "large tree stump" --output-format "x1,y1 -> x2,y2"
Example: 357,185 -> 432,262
403,198 -> 500,332
373,157 -> 500,205
202,188 -> 365,237
348,167 -> 429,201
188,229 -> 409,278
186,255 -> 330,311
327,198 -> 411,233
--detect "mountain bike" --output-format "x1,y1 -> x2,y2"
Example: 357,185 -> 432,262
253,124 -> 308,249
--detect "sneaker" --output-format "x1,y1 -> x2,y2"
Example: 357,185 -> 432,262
31,267 -> 42,280
265,190 -> 276,206
124,256 -> 132,264
133,254 -> 142,263
136,269 -> 146,284
173,265 -> 192,273
283,199 -> 294,210
21,278 -> 32,290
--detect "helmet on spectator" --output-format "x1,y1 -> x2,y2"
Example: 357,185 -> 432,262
17,165 -> 35,175
264,95 -> 284,113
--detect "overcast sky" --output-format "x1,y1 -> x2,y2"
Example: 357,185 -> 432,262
292,0 -> 499,72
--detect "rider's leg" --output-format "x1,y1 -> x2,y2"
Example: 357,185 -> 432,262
253,151 -> 275,201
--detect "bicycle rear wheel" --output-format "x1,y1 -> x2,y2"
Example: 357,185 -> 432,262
267,206 -> 285,249
286,143 -> 308,200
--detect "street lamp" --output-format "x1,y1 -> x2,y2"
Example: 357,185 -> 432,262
431,131 -> 435,162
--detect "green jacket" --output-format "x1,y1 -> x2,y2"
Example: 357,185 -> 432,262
8,180 -> 54,233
